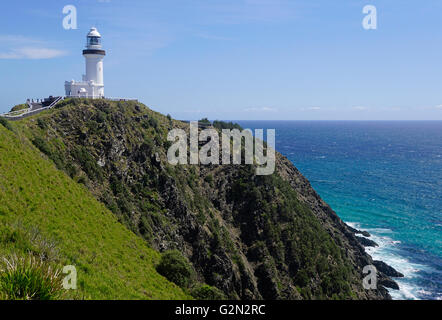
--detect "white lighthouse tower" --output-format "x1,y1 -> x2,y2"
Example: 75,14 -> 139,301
65,27 -> 106,98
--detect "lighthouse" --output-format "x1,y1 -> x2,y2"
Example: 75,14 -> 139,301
65,27 -> 106,98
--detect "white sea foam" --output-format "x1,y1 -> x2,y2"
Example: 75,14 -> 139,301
346,221 -> 428,300
390,282 -> 420,300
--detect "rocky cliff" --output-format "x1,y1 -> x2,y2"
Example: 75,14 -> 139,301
14,98 -> 398,299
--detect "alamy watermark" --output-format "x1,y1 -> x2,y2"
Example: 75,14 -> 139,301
62,4 -> 376,31
362,5 -> 377,30
363,265 -> 377,290
62,265 -> 77,290
167,122 -> 276,176
63,5 -> 77,30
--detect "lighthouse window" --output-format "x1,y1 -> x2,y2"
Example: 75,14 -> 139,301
88,37 -> 101,46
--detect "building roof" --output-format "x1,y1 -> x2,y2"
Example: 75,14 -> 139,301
87,27 -> 101,38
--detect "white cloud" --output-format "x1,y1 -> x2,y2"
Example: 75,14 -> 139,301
435,105 -> 442,109
0,47 -> 66,60
0,35 -> 66,60
0,35 -> 43,45
299,106 -> 321,111
301,106 -> 320,111
353,106 -> 368,111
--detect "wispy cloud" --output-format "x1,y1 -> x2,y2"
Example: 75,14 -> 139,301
300,106 -> 321,111
0,47 -> 66,60
353,106 -> 369,111
0,35 -> 66,60
0,35 -> 43,45
435,105 -> 442,109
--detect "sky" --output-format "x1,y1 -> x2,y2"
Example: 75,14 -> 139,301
1,0 -> 442,120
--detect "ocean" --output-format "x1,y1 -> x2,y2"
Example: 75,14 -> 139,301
236,120 -> 442,300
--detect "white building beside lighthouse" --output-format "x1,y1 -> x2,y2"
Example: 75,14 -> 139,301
65,27 -> 106,98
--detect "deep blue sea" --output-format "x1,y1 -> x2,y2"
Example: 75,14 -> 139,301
237,121 -> 442,300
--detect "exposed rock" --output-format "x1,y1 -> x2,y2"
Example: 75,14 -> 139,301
356,236 -> 379,247
359,230 -> 371,237
374,260 -> 404,278
348,225 -> 371,237
379,278 -> 400,290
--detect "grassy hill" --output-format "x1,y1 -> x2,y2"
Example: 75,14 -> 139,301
0,99 -> 394,300
0,122 -> 189,300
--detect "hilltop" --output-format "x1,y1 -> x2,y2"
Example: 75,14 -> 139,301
0,98 -> 399,299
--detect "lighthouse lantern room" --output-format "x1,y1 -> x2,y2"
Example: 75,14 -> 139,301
65,27 -> 106,98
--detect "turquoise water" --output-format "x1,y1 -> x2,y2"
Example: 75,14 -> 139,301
237,121 -> 442,300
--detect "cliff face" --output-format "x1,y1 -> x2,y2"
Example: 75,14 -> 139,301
16,99 -> 393,299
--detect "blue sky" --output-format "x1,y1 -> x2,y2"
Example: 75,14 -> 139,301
1,0 -> 442,120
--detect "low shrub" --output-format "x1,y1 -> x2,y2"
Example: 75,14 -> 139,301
32,137 -> 51,156
0,254 -> 63,300
212,120 -> 242,131
156,250 -> 194,288
0,118 -> 14,132
37,118 -> 48,130
0,223 -> 60,263
199,118 -> 211,125
10,104 -> 28,112
204,174 -> 214,184
191,284 -> 226,300
72,146 -> 103,181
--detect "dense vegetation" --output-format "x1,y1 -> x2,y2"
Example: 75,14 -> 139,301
10,104 -> 28,112
226,165 -> 356,299
156,250 -> 194,288
0,123 -> 189,300
199,118 -> 243,131
0,99 -> 391,300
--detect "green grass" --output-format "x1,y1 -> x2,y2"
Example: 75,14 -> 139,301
0,254 -> 64,300
0,124 -> 190,300
10,104 -> 28,112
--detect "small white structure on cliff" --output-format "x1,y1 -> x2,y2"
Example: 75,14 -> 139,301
65,27 -> 106,98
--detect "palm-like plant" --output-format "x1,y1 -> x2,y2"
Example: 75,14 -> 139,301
0,254 -> 64,300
